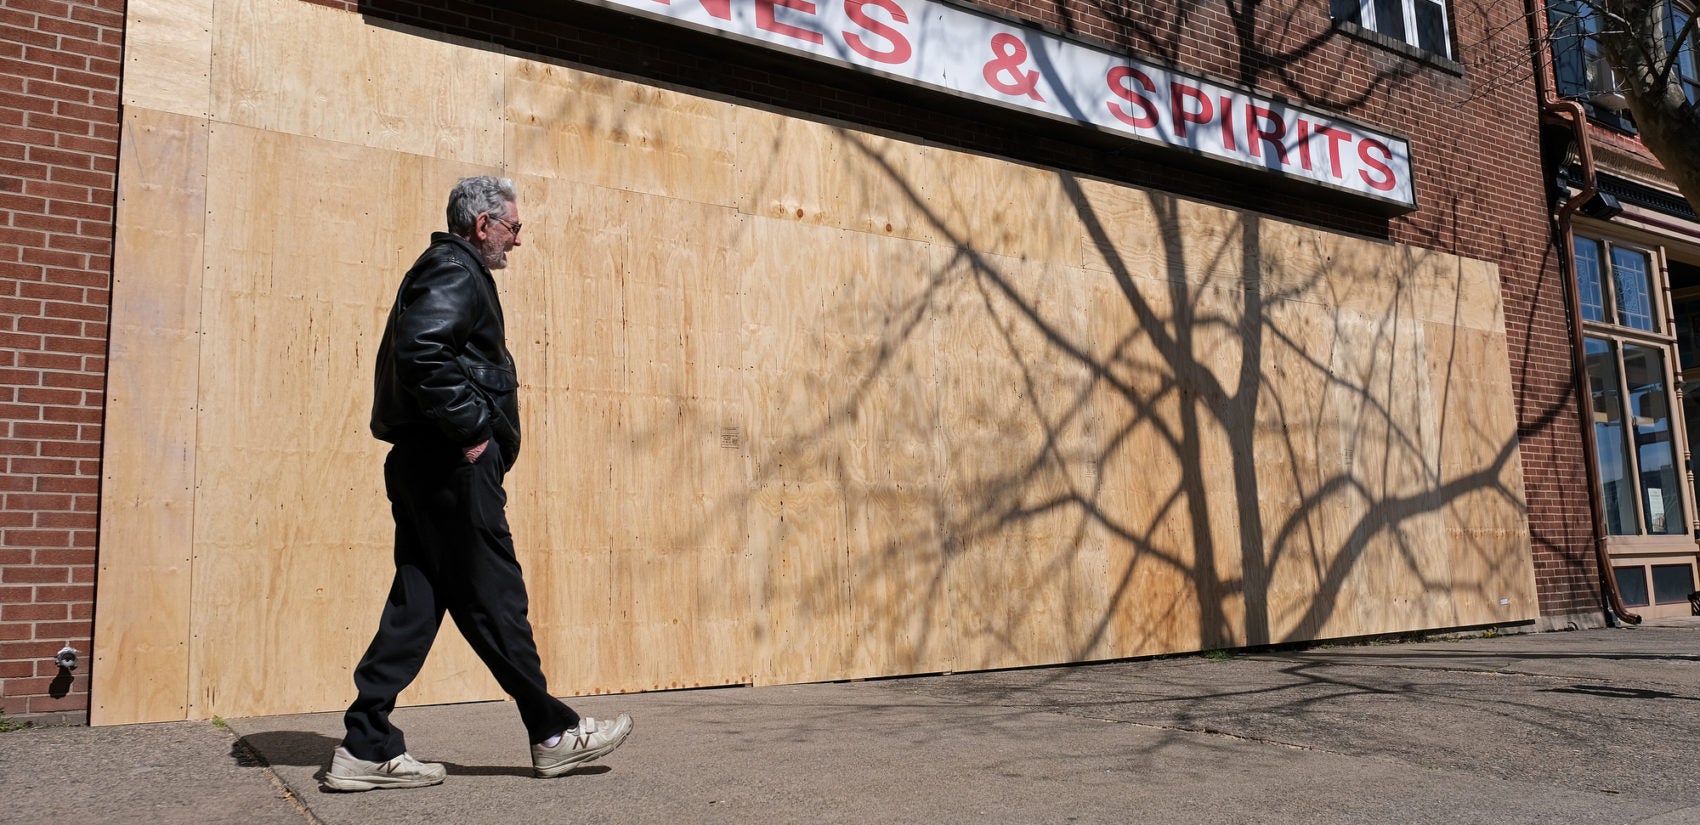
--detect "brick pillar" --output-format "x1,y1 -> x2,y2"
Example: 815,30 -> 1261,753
0,0 -> 123,722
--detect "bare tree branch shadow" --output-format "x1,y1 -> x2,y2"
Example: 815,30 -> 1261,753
350,0 -> 1547,694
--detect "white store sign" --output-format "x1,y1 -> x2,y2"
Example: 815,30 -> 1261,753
557,0 -> 1418,208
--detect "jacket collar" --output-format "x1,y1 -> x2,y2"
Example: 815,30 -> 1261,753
431,232 -> 491,277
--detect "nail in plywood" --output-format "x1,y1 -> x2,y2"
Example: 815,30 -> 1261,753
93,109 -> 210,725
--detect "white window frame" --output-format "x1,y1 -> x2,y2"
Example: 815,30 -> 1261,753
1663,0 -> 1700,104
1343,0 -> 1454,59
1576,229 -> 1699,550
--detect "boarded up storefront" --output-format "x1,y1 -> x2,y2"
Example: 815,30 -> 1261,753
93,0 -> 1537,724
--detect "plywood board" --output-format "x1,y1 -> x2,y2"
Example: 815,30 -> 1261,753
1427,321 -> 1538,624
927,246 -> 1117,671
187,122 -> 507,719
1252,221 -> 1504,335
507,174 -> 753,694
1313,308 -> 1449,638
733,109 -> 951,246
92,109 -> 210,725
506,58 -> 738,208
211,0 -> 505,165
820,235 -> 953,678
1077,181 -> 1248,294
901,143 -> 1085,267
1081,267 -> 1210,657
122,0 -> 213,117
1067,180 -> 1276,653
1254,296 -> 1352,645
1089,275 -> 1263,652
738,217 -> 907,683
1402,251 -> 1506,334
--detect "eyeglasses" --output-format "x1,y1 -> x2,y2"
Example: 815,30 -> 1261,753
487,214 -> 523,237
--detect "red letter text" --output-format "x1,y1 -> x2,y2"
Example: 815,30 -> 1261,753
756,0 -> 825,44
1170,83 -> 1212,139
1106,67 -> 1159,129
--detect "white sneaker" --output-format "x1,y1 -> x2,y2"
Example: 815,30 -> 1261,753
323,746 -> 446,791
531,713 -> 634,778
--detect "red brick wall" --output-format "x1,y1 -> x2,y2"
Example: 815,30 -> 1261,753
0,0 -> 123,720
1510,245 -> 1601,619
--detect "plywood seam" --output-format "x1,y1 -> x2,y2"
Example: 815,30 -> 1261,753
94,109 -> 212,723
200,0 -> 219,120
183,121 -> 215,720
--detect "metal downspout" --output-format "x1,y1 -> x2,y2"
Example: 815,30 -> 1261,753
1532,0 -> 1643,624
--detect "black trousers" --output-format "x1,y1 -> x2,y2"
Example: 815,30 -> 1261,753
341,440 -> 578,762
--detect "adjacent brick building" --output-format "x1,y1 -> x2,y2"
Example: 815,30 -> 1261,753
0,0 -> 121,722
1541,0 -> 1700,622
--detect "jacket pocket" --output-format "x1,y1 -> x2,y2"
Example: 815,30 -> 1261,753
466,363 -> 518,393
464,360 -> 521,466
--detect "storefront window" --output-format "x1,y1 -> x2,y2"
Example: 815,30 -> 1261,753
1574,236 -> 1656,329
1578,234 -> 1692,540
1588,337 -> 1639,534
1614,565 -> 1651,606
1613,562 -> 1698,608
1613,246 -> 1654,329
1575,237 -> 1606,321
1652,563 -> 1697,603
1665,2 -> 1699,105
1623,344 -> 1686,533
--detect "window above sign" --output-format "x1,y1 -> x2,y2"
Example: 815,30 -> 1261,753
1667,2 -> 1700,105
1331,0 -> 1454,61
1548,1 -> 1699,130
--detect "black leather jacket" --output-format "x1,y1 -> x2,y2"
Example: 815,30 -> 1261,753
371,232 -> 521,468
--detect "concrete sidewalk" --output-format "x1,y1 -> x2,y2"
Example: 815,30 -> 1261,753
5,619 -> 1699,824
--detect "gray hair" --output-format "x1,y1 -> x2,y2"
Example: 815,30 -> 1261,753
446,176 -> 518,235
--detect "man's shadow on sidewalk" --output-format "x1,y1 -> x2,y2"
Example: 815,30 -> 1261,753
230,730 -> 610,782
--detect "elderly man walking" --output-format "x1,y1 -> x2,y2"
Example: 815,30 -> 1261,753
326,176 -> 632,791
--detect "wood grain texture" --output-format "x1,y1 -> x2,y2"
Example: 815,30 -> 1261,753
93,109 -> 211,725
187,123 -> 506,719
121,0 -> 213,117
507,58 -> 738,208
212,0 -> 504,164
